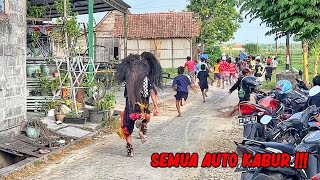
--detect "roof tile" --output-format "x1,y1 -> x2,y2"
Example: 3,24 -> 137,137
113,12 -> 200,39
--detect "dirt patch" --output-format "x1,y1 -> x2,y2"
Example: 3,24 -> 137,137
3,119 -> 120,180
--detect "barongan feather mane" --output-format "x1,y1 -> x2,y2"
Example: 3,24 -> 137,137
141,52 -> 163,89
116,54 -> 150,109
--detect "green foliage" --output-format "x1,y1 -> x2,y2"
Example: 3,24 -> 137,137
244,43 -> 258,55
54,0 -> 80,57
187,0 -> 242,45
27,3 -> 48,18
102,92 -> 116,110
206,46 -> 222,66
239,0 -> 320,41
40,77 -> 51,90
50,78 -> 60,92
65,112 -> 79,118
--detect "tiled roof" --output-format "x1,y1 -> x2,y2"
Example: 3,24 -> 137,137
113,12 -> 201,39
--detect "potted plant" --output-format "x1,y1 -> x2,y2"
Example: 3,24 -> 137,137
50,77 -> 60,95
42,100 -> 58,117
101,92 -> 116,119
55,100 -> 66,122
88,99 -> 105,123
40,77 -> 50,96
64,111 -> 86,124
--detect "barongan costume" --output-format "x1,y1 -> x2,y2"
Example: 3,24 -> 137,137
115,52 -> 162,156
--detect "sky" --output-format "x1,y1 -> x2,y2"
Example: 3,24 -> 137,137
78,0 -> 285,44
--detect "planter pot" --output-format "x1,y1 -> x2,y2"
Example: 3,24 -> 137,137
47,109 -> 55,117
55,113 -> 65,122
26,65 -> 35,77
76,88 -> 84,103
48,64 -> 57,76
53,71 -> 59,78
26,126 -> 40,139
61,88 -> 69,99
89,111 -> 104,123
64,117 -> 86,124
41,90 -> 48,96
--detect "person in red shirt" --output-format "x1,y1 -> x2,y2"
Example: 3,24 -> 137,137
184,56 -> 197,82
219,56 -> 230,89
228,59 -> 237,83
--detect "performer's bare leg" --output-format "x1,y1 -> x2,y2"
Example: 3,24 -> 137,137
125,136 -> 134,157
150,89 -> 159,115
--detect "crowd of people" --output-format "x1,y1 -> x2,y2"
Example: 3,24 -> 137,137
115,51 -> 281,157
173,52 -> 279,117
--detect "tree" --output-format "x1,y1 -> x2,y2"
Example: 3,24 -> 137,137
239,0 -> 320,84
244,43 -> 258,55
187,0 -> 242,49
206,46 -> 222,66
311,38 -> 320,77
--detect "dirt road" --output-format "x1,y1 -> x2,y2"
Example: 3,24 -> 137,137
26,86 -> 243,180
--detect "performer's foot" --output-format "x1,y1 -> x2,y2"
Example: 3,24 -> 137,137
139,131 -> 146,143
177,113 -> 182,117
126,143 -> 134,157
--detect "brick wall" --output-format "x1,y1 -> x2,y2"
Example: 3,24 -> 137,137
0,0 -> 26,137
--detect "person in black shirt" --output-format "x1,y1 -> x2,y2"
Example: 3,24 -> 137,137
197,64 -> 211,102
263,62 -> 273,82
254,59 -> 263,77
228,68 -> 252,117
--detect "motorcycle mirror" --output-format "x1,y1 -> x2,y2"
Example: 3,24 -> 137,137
309,86 -> 320,97
261,115 -> 272,125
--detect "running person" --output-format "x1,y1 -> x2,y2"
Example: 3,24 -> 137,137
173,66 -> 197,117
116,52 -> 162,157
184,56 -> 197,82
197,64 -> 211,102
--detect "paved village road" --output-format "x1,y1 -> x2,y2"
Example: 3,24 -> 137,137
27,85 -> 243,180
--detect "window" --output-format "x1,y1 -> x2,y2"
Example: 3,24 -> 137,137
0,0 -> 4,13
0,0 -> 8,15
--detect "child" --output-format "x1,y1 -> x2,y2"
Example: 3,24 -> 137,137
213,59 -> 221,87
228,58 -> 237,83
254,59 -> 263,78
228,68 -> 252,117
219,56 -> 230,89
264,62 -> 273,82
197,64 -> 211,102
172,66 -> 197,117
193,59 -> 198,82
184,56 -> 196,83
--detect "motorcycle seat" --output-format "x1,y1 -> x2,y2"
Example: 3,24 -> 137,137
260,142 -> 295,155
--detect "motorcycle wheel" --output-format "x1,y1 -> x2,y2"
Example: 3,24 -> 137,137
246,124 -> 264,141
241,172 -> 284,180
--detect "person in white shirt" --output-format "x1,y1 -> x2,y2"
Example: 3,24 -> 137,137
272,57 -> 278,72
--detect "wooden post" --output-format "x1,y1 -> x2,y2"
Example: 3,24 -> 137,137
171,38 -> 174,68
124,12 -> 128,58
285,33 -> 290,71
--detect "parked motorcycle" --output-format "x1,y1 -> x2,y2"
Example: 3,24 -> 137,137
238,90 -> 285,140
263,106 -> 320,144
235,130 -> 320,180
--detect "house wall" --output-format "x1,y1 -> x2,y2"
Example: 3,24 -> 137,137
119,38 -> 195,68
0,0 -> 27,137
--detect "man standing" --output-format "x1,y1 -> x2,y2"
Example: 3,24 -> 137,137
184,56 -> 197,82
